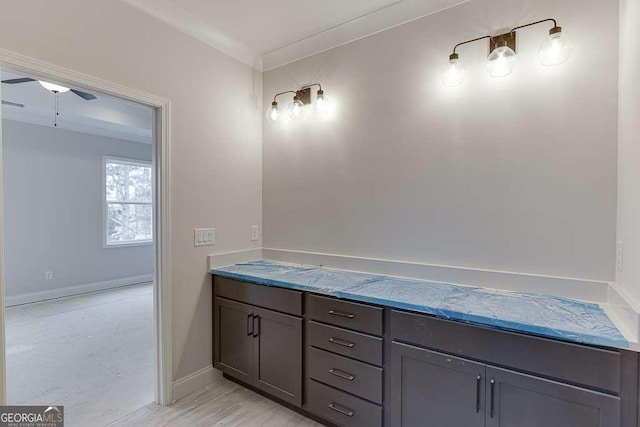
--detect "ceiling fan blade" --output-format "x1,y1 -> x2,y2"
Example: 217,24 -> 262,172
2,100 -> 25,108
2,78 -> 36,84
70,89 -> 97,100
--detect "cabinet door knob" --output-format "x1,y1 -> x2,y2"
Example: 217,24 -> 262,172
328,368 -> 355,381
328,402 -> 354,417
328,310 -> 355,319
328,337 -> 355,348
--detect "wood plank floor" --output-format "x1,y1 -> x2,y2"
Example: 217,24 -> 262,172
110,373 -> 324,426
6,283 -> 155,426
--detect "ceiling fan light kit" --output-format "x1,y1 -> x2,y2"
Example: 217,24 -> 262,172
2,76 -> 99,127
2,77 -> 98,100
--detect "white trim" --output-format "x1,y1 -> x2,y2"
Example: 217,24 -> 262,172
0,47 -> 173,406
4,275 -> 153,307
103,155 -> 154,248
0,76 -> 5,405
262,248 -> 610,303
171,365 -> 220,402
208,248 -> 263,270
262,0 -> 471,71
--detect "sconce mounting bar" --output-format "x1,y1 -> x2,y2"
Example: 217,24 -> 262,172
273,90 -> 296,103
449,18 -> 561,57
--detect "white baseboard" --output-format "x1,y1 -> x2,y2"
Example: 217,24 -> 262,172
606,283 -> 640,343
171,365 -> 220,402
5,274 -> 153,307
262,248 -> 610,303
208,248 -> 263,270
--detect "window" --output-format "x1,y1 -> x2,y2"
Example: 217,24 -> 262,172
104,157 -> 153,246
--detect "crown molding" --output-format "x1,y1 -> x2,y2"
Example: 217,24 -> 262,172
121,0 -> 261,69
262,0 -> 471,71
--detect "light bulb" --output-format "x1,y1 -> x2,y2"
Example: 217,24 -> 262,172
266,101 -> 279,122
538,27 -> 572,66
39,81 -> 70,93
487,44 -> 517,78
288,97 -> 305,120
441,53 -> 465,87
315,89 -> 330,118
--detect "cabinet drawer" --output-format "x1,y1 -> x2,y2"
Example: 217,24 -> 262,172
391,310 -> 621,393
308,347 -> 383,404
308,295 -> 383,336
213,276 -> 302,316
308,380 -> 382,427
308,321 -> 383,366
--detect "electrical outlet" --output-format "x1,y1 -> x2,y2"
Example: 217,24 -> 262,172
251,225 -> 259,241
194,228 -> 215,247
45,271 -> 54,281
616,241 -> 624,272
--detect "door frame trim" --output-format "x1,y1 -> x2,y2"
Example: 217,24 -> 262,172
0,47 -> 173,406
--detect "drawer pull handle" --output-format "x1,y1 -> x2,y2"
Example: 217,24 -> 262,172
328,368 -> 355,381
328,402 -> 354,417
328,337 -> 355,348
328,310 -> 355,319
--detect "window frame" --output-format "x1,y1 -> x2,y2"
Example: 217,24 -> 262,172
102,155 -> 153,248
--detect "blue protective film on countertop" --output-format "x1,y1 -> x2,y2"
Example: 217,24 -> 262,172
211,260 -> 628,349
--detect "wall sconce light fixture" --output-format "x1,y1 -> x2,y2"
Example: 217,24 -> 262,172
267,83 -> 328,122
442,18 -> 572,87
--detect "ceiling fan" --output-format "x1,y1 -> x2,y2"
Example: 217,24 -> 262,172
1,77 -> 97,100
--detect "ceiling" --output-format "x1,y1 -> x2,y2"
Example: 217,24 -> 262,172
122,0 -> 468,70
1,71 -> 153,144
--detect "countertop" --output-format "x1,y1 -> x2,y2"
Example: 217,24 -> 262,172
211,260 -> 628,349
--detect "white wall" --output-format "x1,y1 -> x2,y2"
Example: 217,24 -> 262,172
616,0 -> 640,302
2,120 -> 153,302
263,0 -> 618,283
0,0 -> 262,381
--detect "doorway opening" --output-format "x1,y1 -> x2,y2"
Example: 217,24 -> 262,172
0,52 -> 172,424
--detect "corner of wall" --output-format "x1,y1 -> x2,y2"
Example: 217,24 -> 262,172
607,282 -> 640,343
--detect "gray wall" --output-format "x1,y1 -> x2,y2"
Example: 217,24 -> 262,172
616,0 -> 640,303
0,0 -> 262,381
263,0 -> 618,282
2,120 -> 153,299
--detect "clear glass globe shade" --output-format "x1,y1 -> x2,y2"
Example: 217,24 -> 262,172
441,58 -> 465,87
39,81 -> 70,93
315,95 -> 330,118
288,99 -> 305,120
538,31 -> 572,66
266,105 -> 279,122
487,46 -> 517,78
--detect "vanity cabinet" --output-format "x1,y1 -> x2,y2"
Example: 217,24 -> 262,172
485,366 -> 620,427
213,279 -> 303,407
391,342 -> 485,427
213,275 -> 638,427
391,342 -> 620,427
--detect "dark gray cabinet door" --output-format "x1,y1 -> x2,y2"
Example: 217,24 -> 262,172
253,306 -> 303,407
486,366 -> 620,427
391,342 -> 485,427
214,297 -> 254,384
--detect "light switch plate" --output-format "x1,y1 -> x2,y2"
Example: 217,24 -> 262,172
195,228 -> 215,247
251,225 -> 259,241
